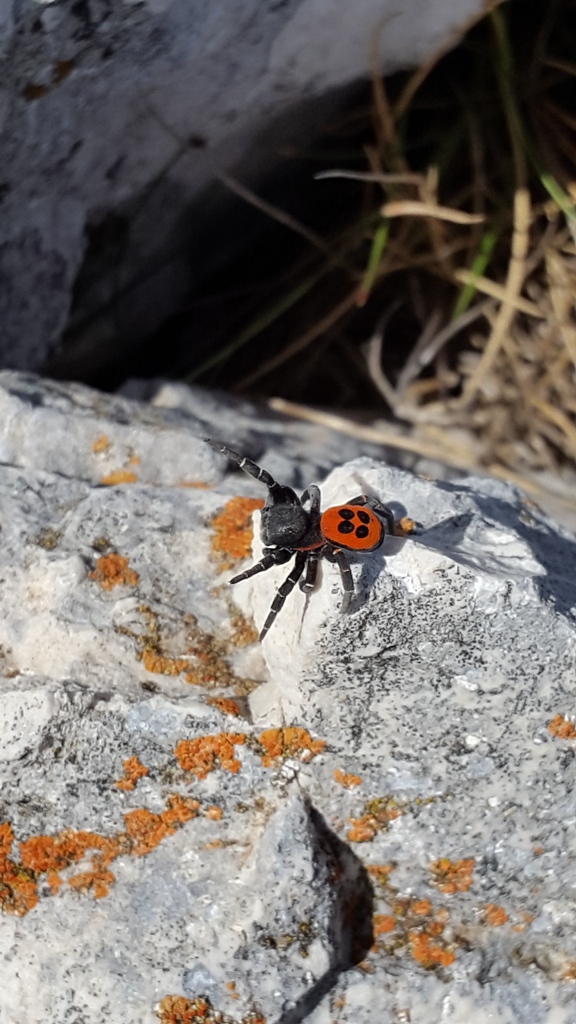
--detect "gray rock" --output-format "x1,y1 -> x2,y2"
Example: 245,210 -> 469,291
0,0 -> 484,369
1,370 -> 576,1023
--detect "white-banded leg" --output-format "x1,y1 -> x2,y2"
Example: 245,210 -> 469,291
229,546 -> 292,585
259,550 -> 308,640
348,494 -> 395,537
299,548 -> 320,593
327,546 -> 355,614
204,438 -> 288,503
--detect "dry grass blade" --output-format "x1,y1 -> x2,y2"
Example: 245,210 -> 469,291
459,187 -> 532,404
381,201 -> 485,225
453,269 -> 544,318
314,170 -> 424,185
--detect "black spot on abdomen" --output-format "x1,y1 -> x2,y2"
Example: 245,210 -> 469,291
337,521 -> 355,535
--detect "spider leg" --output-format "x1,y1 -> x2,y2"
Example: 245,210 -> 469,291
229,547 -> 292,585
300,483 -> 321,513
259,550 -> 307,641
299,548 -> 320,592
348,494 -> 395,537
204,438 -> 289,503
326,546 -> 355,614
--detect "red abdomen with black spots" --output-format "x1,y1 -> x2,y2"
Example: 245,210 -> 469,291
320,505 -> 384,551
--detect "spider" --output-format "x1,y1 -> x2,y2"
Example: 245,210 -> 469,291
205,439 -> 396,641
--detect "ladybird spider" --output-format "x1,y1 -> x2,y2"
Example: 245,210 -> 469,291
205,439 -> 395,641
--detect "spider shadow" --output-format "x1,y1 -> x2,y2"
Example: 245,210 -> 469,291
461,488 -> 576,623
419,481 -> 576,625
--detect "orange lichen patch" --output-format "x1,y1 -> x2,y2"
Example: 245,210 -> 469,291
157,995 -> 210,1023
412,898 -> 432,916
347,816 -> 379,843
174,733 -> 246,779
179,480 -> 211,489
0,866 -> 38,915
367,864 -> 395,885
5,794 -> 200,916
123,799 -> 187,855
203,806 -> 223,821
483,903 -> 508,927
370,883 -> 456,970
0,823 -> 12,858
114,756 -> 149,792
156,994 -> 266,1024
91,433 -> 111,454
46,870 -> 62,894
347,797 -> 404,843
163,792 -> 199,825
333,769 -> 362,789
394,517 -> 416,536
547,714 -> 576,740
210,496 -> 264,569
19,830 -> 118,876
127,605 -> 255,694
123,795 -> 199,856
205,696 -> 241,717
534,845 -> 544,856
373,913 -> 395,935
409,931 -> 455,969
344,815 -> 377,839
257,727 -> 325,767
89,552 -> 139,590
127,453 -> 140,467
430,857 -> 474,895
143,650 -> 190,676
99,469 -> 138,485
68,869 -> 116,899
0,823 -> 38,915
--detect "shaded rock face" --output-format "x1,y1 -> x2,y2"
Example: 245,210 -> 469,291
1,370 -> 576,1023
0,0 -> 484,372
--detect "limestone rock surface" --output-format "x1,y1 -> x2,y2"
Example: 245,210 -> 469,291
1,370 -> 576,1023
